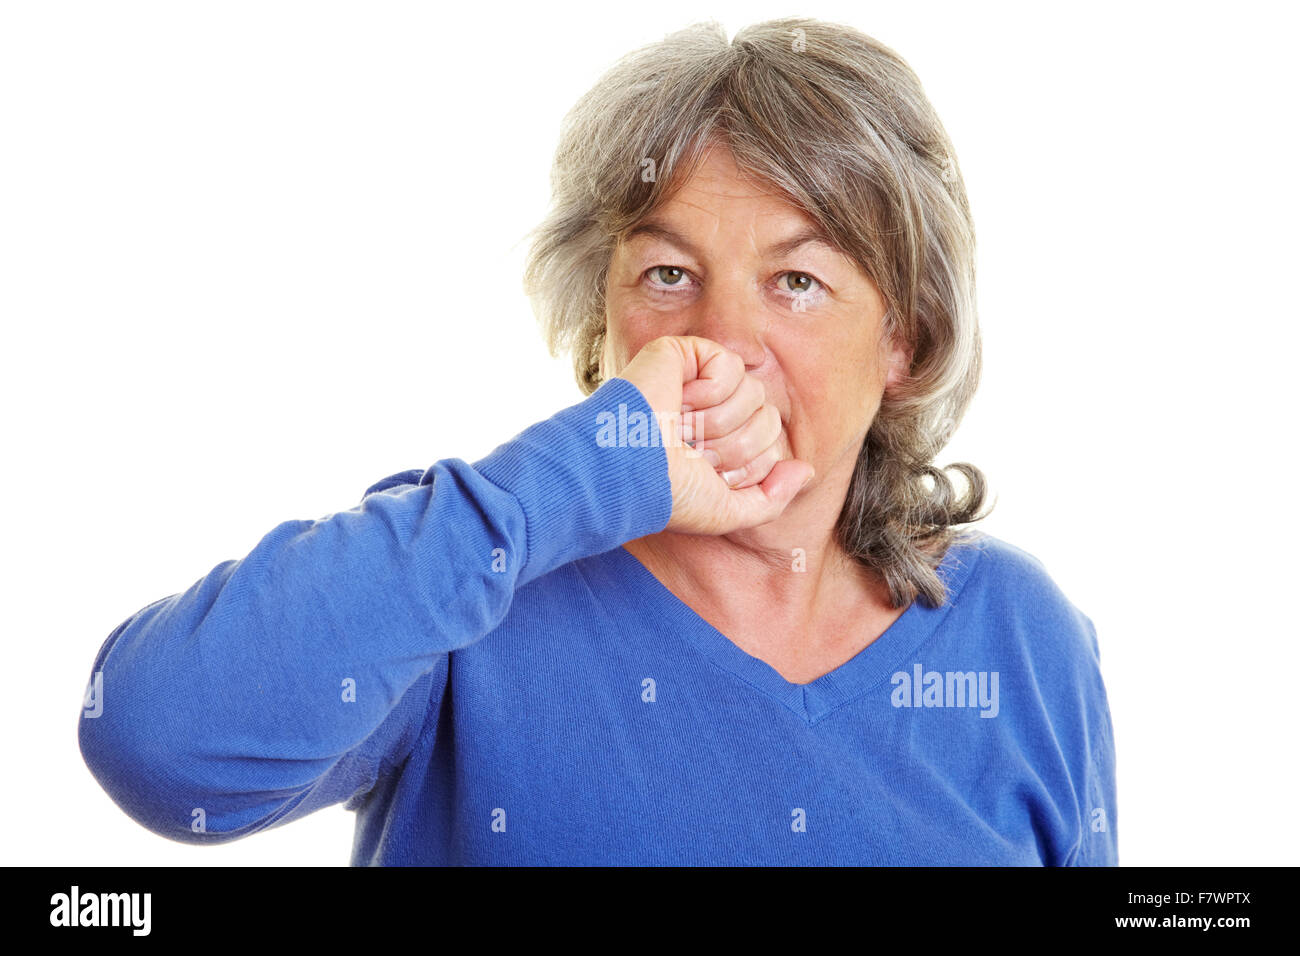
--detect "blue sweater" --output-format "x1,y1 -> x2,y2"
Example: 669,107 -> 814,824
79,377 -> 1118,865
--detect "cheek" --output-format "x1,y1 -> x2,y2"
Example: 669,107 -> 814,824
607,303 -> 685,365
602,296 -> 639,370
785,344 -> 884,446
832,331 -> 891,410
606,322 -> 646,371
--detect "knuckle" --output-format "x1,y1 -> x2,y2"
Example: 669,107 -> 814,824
722,460 -> 750,487
690,409 -> 719,443
761,403 -> 780,431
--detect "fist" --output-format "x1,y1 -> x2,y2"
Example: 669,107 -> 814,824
616,335 -> 815,535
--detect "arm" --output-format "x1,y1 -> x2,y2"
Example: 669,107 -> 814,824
1064,617 -> 1119,866
78,377 -> 672,843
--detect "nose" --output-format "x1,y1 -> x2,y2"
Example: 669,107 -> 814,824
687,278 -> 767,371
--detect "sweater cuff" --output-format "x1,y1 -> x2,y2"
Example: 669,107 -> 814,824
472,377 -> 673,586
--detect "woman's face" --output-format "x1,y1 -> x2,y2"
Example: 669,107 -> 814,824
603,143 -> 910,496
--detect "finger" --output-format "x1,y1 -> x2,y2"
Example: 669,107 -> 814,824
679,339 -> 746,413
685,374 -> 766,443
719,434 -> 786,490
696,402 -> 783,473
722,459 -> 816,528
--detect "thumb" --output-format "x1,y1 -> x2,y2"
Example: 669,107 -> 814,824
727,459 -> 816,528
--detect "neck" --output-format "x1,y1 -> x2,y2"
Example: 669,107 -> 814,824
624,453 -> 897,639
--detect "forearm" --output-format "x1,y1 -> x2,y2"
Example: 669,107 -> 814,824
78,376 -> 672,841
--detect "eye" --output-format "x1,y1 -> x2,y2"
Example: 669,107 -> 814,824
778,272 -> 821,295
645,265 -> 693,289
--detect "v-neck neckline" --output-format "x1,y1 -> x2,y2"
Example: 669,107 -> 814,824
587,533 -> 987,725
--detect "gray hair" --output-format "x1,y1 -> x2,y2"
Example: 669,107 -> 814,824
522,17 -> 991,608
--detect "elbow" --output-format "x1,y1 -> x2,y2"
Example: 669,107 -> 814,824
77,693 -> 272,846
78,700 -> 209,844
78,701 -> 311,846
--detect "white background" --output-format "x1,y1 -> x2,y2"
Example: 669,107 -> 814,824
2,0 -> 1296,866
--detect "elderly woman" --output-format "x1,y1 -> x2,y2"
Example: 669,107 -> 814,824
79,18 -> 1116,865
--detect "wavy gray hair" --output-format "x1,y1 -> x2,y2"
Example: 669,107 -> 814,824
522,17 -> 991,608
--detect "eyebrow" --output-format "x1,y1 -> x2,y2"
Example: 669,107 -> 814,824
623,219 -> 837,260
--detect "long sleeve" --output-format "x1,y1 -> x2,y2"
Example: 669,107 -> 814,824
78,376 -> 672,843
1064,616 -> 1119,866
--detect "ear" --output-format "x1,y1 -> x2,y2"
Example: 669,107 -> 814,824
597,326 -> 613,383
882,333 -> 913,393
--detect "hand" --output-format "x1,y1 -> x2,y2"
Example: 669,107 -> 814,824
616,335 -> 815,535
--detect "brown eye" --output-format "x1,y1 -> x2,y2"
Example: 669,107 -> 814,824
652,266 -> 686,285
783,272 -> 814,293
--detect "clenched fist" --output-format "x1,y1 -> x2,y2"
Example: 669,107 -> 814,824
616,336 -> 815,535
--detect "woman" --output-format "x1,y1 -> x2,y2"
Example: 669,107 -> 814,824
79,17 -> 1117,865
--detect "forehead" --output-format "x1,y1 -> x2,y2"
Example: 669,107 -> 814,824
653,145 -> 809,223
623,147 -> 834,258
